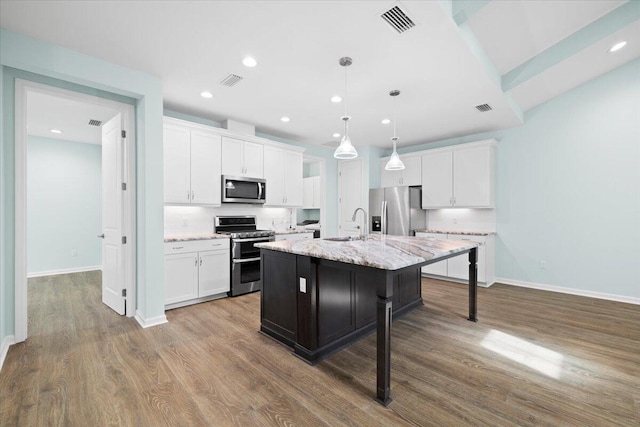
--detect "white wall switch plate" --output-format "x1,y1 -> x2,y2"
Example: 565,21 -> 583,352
299,277 -> 307,293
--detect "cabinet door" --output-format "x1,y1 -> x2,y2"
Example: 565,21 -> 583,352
163,124 -> 191,203
190,130 -> 221,205
447,234 -> 486,283
243,141 -> 264,178
165,253 -> 199,305
421,151 -> 453,208
302,177 -> 313,208
415,232 -> 448,276
380,159 -> 401,187
263,146 -> 285,205
221,137 -> 245,176
401,156 -> 422,186
198,250 -> 230,297
312,176 -> 321,208
453,145 -> 493,207
284,151 -> 303,206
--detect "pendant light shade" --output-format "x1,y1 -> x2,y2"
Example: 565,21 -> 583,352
334,115 -> 358,159
385,89 -> 405,171
334,57 -> 358,159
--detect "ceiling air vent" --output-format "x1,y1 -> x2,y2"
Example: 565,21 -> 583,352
381,4 -> 416,34
88,119 -> 103,126
220,74 -> 243,87
322,140 -> 340,148
475,104 -> 493,112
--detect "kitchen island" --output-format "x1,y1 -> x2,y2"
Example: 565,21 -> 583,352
257,234 -> 479,405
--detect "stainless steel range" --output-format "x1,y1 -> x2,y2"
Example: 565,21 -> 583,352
214,216 -> 275,297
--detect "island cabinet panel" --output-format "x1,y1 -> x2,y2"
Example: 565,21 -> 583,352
317,266 -> 355,346
260,250 -> 297,345
260,249 -> 424,364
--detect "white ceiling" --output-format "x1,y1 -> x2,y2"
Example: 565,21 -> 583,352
2,1 -> 638,150
27,91 -> 119,144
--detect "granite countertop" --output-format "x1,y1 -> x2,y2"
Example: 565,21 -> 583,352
164,233 -> 230,242
256,234 -> 477,271
274,229 -> 315,235
414,229 -> 496,236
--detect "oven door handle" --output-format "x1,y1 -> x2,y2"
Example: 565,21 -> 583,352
232,257 -> 261,264
232,237 -> 274,243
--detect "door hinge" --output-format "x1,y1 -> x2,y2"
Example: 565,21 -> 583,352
122,236 -> 127,244
122,289 -> 127,297
121,130 -> 126,138
121,182 -> 127,191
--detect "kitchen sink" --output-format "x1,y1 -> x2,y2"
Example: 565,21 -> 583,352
323,236 -> 364,242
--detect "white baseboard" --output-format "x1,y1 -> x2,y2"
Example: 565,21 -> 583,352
495,277 -> 640,305
27,265 -> 102,278
135,310 -> 168,329
1,335 -> 16,372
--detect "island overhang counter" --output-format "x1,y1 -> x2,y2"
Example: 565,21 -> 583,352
256,234 -> 479,405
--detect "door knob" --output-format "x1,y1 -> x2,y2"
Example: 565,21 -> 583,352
97,234 -> 105,239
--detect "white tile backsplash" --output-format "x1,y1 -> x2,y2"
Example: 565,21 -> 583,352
427,208 -> 496,233
164,205 -> 297,235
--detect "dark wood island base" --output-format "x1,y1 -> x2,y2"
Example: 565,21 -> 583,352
260,250 -> 423,365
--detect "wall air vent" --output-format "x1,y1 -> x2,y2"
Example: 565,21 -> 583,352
220,74 -> 243,87
381,4 -> 416,34
88,119 -> 103,126
475,104 -> 493,112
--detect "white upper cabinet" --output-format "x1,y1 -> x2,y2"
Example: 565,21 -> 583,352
221,137 -> 264,178
302,176 -> 321,208
163,120 -> 221,205
421,150 -> 454,208
421,140 -> 495,209
264,146 -> 303,207
380,155 -> 421,187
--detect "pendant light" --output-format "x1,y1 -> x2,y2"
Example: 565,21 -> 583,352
334,57 -> 358,159
385,90 -> 405,170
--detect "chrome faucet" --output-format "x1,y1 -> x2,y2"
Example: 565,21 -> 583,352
352,207 -> 368,240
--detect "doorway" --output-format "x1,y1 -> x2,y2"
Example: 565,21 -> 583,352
14,80 -> 136,342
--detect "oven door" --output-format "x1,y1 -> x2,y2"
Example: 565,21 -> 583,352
222,176 -> 266,204
230,236 -> 274,296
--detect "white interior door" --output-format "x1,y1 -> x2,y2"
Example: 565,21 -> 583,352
338,159 -> 363,237
101,113 -> 126,315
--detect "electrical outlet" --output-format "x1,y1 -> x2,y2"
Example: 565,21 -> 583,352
71,250 -> 78,257
453,218 -> 458,224
181,217 -> 188,227
539,260 -> 547,270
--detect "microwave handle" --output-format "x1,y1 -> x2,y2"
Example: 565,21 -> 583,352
258,182 -> 263,200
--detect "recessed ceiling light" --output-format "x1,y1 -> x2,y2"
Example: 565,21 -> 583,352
242,56 -> 257,67
333,133 -> 341,138
608,41 -> 627,53
281,116 -> 290,122
200,91 -> 213,98
50,129 -> 63,134
381,119 -> 391,125
331,96 -> 342,103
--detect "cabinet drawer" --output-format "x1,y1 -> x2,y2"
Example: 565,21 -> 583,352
276,232 -> 314,242
164,238 -> 230,254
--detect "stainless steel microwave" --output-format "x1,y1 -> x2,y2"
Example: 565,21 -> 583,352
222,175 -> 266,204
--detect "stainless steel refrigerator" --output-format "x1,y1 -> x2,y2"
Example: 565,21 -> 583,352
369,186 -> 426,236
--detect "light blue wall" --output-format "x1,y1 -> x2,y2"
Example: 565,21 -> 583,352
1,28 -> 165,344
399,58 -> 640,299
27,136 -> 102,274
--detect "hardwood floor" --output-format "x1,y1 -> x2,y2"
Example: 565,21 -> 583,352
1,272 -> 638,426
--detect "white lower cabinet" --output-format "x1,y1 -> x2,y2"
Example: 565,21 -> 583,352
275,232 -> 314,242
164,239 -> 230,308
415,232 -> 494,286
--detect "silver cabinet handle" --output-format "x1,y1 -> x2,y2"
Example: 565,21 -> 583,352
97,234 -> 105,239
191,191 -> 195,200
195,257 -> 198,266
199,257 -> 202,266
188,191 -> 190,200
172,246 -> 184,250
